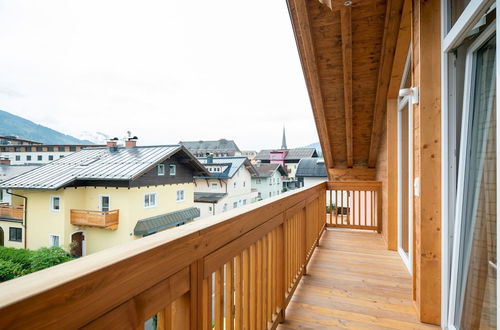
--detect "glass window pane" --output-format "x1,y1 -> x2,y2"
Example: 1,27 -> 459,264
455,35 -> 496,329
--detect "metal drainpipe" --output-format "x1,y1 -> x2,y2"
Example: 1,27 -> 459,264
6,189 -> 28,249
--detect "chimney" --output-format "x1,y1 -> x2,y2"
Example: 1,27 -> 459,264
0,157 -> 11,165
106,137 -> 119,148
207,153 -> 214,164
125,136 -> 138,148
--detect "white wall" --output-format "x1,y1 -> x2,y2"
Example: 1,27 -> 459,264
251,171 -> 283,201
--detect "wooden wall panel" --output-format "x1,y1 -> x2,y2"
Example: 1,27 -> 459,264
386,99 -> 398,251
375,113 -> 388,245
411,0 -> 441,324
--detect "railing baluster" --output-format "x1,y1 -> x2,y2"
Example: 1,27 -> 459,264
243,249 -> 250,330
234,254 -> 242,330
215,268 -> 224,329
225,260 -> 234,330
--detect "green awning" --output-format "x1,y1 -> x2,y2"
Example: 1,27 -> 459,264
134,207 -> 200,236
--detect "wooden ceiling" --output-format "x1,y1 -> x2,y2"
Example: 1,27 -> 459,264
287,0 -> 404,179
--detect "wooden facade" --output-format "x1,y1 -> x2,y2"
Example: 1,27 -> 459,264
70,209 -> 119,229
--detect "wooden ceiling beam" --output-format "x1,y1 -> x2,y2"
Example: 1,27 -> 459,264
287,0 -> 335,174
340,4 -> 353,167
367,0 -> 405,168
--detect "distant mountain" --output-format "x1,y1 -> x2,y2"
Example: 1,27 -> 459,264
304,142 -> 322,156
0,110 -> 94,144
76,131 -> 111,145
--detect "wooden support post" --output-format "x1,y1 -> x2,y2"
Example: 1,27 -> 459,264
412,0 -> 441,324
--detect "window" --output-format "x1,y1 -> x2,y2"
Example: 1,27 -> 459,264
60,155 -> 64,159
36,146 -> 43,152
26,155 -> 31,161
157,164 -> 165,176
69,146 -> 76,152
100,195 -> 110,212
257,179 -> 261,184
233,202 -> 237,209
243,199 -> 246,205
58,146 -> 65,152
49,234 -> 60,247
211,183 -> 218,190
233,182 -> 237,188
176,190 -> 185,202
169,164 -> 176,176
14,147 -> 21,152
37,155 -> 42,161
449,27 -> 496,329
15,155 -> 20,161
144,193 -> 157,208
269,192 -> 272,197
208,206 -> 213,212
50,195 -> 60,212
269,179 -> 272,186
243,181 -> 246,187
48,155 -> 54,161
223,203 -> 228,212
25,146 -> 32,152
47,146 -> 54,152
9,228 -> 22,242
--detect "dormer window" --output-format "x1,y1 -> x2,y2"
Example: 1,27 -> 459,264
169,164 -> 176,176
157,164 -> 165,176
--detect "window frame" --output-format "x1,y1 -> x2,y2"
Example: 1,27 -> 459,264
169,164 -> 176,176
176,190 -> 185,202
157,164 -> 165,176
144,192 -> 157,208
447,22 -> 497,329
9,227 -> 22,242
99,195 -> 110,212
50,195 -> 61,213
48,234 -> 60,247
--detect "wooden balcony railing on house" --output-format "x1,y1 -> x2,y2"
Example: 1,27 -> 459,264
0,203 -> 24,220
326,181 -> 382,232
70,209 -> 119,229
0,182 -> 326,329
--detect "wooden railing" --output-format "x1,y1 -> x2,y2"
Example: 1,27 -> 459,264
70,209 -> 119,229
0,204 -> 24,220
326,181 -> 382,232
0,182 -> 326,329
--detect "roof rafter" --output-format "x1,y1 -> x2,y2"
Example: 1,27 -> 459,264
340,4 -> 353,167
367,0 -> 405,168
287,0 -> 334,173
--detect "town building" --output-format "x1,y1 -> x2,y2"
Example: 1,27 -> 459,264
0,140 -> 209,254
295,158 -> 327,188
194,156 -> 258,217
0,136 -> 102,165
251,163 -> 287,200
179,139 -> 241,157
254,148 -> 318,180
0,159 -> 40,204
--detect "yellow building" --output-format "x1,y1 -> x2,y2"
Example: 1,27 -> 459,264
0,140 -> 209,256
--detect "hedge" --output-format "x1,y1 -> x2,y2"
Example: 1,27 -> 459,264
0,246 -> 74,282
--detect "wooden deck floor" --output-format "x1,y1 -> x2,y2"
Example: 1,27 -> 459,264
278,229 -> 438,329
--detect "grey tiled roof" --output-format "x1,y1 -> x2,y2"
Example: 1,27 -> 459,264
194,192 -> 227,203
179,139 -> 241,153
134,207 -> 200,236
196,157 -> 258,179
254,148 -> 318,161
295,158 -> 327,177
0,145 -> 209,190
253,163 -> 287,178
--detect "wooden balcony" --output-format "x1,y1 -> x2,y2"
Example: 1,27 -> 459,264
70,209 -> 119,229
0,182 -> 431,329
0,203 -> 24,220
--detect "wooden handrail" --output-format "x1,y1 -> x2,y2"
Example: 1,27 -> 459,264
326,181 -> 382,232
70,209 -> 119,229
0,181 -> 327,329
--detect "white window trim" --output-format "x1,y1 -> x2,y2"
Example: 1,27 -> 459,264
157,164 -> 165,176
144,192 -> 157,209
447,22 -> 496,329
169,164 -> 176,176
48,234 -> 60,247
99,194 -> 110,212
50,195 -> 61,213
176,190 -> 185,202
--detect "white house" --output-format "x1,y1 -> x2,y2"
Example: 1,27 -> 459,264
251,163 -> 287,201
194,156 -> 257,217
194,156 -> 258,218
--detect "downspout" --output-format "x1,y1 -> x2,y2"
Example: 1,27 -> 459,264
6,189 -> 28,249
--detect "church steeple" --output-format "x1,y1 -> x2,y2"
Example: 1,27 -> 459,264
281,126 -> 287,150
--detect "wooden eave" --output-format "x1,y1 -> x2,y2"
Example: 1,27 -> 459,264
287,0 -> 404,179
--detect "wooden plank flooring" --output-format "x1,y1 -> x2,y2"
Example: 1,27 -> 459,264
278,229 -> 438,329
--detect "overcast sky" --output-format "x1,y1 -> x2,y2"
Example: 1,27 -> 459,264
0,1 -> 318,150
